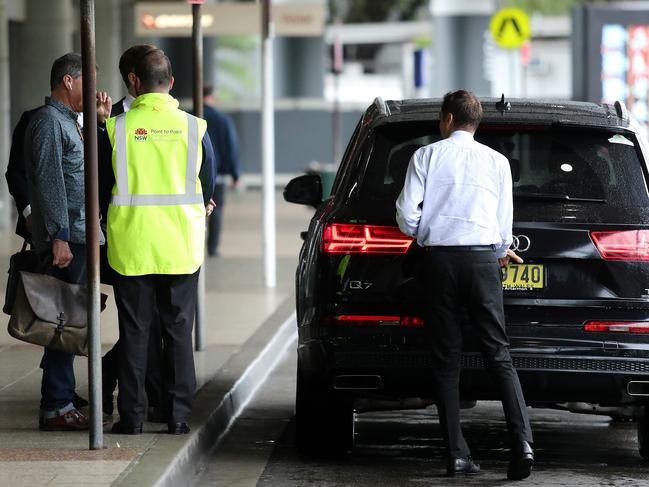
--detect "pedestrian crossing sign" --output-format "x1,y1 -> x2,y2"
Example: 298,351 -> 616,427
489,7 -> 531,49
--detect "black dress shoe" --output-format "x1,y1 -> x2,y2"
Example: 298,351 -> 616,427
447,456 -> 481,476
73,393 -> 89,409
168,422 -> 190,435
507,441 -> 534,480
111,421 -> 143,435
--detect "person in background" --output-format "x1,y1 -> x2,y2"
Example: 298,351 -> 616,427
396,90 -> 534,480
203,83 -> 239,257
25,52 -> 111,430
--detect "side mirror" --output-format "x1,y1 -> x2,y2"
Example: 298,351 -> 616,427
283,174 -> 323,208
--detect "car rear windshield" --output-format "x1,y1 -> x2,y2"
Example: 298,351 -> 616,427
359,122 -> 649,207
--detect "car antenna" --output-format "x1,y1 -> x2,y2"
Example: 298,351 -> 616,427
496,93 -> 511,115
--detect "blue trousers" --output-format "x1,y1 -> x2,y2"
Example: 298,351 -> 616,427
40,243 -> 87,411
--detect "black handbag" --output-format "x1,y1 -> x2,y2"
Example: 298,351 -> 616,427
3,240 -> 40,315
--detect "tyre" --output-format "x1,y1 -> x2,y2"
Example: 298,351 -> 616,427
295,363 -> 354,454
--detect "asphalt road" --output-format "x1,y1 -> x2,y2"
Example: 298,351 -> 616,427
194,348 -> 649,487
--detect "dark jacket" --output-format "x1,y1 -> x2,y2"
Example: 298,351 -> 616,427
6,108 -> 40,242
203,104 -> 240,181
98,98 -> 126,224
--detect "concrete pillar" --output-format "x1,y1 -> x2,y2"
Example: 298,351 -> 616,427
120,0 -> 137,53
96,0 -> 122,99
430,0 -> 495,96
157,37 -> 216,103
0,0 -> 11,230
16,0 -> 74,114
274,37 -> 324,98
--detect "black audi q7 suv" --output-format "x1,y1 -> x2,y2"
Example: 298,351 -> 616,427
284,97 -> 649,458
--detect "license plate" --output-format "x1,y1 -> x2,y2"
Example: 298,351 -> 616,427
502,264 -> 544,290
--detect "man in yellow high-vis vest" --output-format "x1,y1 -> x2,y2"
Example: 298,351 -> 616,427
103,48 -> 216,435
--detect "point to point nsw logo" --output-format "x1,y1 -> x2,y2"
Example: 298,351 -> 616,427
134,128 -> 148,141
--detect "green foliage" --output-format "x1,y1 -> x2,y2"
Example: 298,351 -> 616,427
329,0 -> 623,21
413,35 -> 432,49
506,0 -> 619,15
214,36 -> 258,103
217,36 -> 257,52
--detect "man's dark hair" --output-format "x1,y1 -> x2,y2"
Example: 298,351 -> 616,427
50,53 -> 82,90
133,48 -> 173,92
441,90 -> 483,129
119,44 -> 157,88
203,83 -> 214,98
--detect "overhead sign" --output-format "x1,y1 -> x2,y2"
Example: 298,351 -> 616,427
135,2 -> 325,38
489,7 -> 531,49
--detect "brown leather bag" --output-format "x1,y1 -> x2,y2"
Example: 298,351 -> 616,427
7,271 -> 105,357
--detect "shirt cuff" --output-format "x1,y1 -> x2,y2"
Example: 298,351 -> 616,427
22,205 -> 31,218
495,245 -> 508,259
53,227 -> 70,242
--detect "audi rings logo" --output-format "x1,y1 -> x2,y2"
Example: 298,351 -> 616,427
511,235 -> 531,252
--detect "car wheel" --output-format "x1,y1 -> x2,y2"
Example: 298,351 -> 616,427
295,364 -> 354,454
637,406 -> 649,461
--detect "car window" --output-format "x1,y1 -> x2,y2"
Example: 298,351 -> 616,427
359,122 -> 649,207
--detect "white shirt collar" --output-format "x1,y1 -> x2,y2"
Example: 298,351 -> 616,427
123,94 -> 135,112
448,130 -> 475,143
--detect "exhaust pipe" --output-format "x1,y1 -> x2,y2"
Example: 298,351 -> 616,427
334,374 -> 383,390
627,381 -> 649,396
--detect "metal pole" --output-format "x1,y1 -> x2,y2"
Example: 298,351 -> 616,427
80,0 -> 102,450
261,0 -> 276,288
192,2 -> 206,351
332,19 -> 343,166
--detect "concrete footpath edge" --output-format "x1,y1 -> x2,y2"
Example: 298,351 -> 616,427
113,296 -> 298,487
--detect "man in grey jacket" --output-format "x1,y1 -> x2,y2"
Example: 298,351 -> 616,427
25,52 -> 111,430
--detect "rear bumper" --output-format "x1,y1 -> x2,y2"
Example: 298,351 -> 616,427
334,350 -> 649,375
298,341 -> 649,405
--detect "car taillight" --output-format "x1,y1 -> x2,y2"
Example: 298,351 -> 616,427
590,230 -> 649,260
322,223 -> 414,254
583,321 -> 649,333
327,315 -> 424,327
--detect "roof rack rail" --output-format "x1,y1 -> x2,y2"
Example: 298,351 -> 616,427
373,97 -> 390,117
614,100 -> 629,121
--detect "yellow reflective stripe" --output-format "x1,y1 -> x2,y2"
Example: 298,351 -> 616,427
113,112 -> 202,207
111,193 -> 204,206
115,114 -> 128,196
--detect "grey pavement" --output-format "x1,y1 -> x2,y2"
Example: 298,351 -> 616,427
0,189 -> 311,487
195,347 -> 649,487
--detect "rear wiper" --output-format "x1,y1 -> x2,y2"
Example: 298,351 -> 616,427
513,191 -> 606,203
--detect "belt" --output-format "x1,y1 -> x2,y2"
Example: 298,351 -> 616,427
425,245 -> 496,252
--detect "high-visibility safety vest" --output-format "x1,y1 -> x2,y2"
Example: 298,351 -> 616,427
105,93 -> 207,276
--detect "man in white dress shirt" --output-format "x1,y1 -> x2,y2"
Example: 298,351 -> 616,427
396,90 -> 534,480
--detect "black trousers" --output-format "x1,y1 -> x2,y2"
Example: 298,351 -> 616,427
114,270 -> 199,427
423,248 -> 533,459
101,314 -> 164,409
206,181 -> 226,256
100,244 -> 164,412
